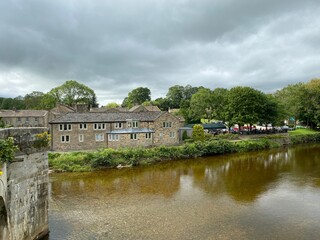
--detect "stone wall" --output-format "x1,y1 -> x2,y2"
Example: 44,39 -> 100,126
0,128 -> 49,240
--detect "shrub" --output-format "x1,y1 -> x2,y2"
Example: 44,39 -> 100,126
192,124 -> 205,142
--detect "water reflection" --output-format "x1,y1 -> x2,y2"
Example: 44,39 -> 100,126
50,145 -> 320,203
49,144 -> 320,239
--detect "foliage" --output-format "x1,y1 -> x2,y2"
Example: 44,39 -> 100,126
105,102 -> 120,109
0,137 -> 18,164
189,88 -> 213,122
0,118 -> 5,128
0,97 -> 25,110
33,132 -> 51,149
122,87 -> 151,108
289,133 -> 320,144
192,124 -> 205,141
48,80 -> 98,108
182,130 -> 189,141
48,130 -> 320,172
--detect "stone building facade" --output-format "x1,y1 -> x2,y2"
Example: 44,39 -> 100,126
49,111 -> 184,151
0,110 -> 48,128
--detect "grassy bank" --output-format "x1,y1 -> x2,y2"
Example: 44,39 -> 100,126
48,129 -> 320,172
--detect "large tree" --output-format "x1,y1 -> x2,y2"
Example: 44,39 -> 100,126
48,80 -> 98,108
24,91 -> 45,109
122,87 -> 151,108
189,88 -> 213,122
227,86 -> 271,130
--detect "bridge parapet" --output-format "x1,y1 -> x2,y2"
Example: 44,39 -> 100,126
0,127 -> 49,240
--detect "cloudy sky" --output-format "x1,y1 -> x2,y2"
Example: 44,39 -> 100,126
0,0 -> 320,105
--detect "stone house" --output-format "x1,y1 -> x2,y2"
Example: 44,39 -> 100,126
0,110 -> 48,128
49,111 -> 184,151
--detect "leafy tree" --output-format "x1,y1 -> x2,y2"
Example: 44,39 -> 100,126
211,88 -> 229,122
189,88 -> 213,122
274,83 -> 304,127
122,87 -> 151,108
192,124 -> 205,141
48,80 -> 98,108
165,85 -> 199,109
298,79 -> 320,128
227,86 -> 269,131
152,97 -> 171,111
105,102 -> 120,109
166,85 -> 185,109
24,91 -> 45,109
0,97 -> 25,110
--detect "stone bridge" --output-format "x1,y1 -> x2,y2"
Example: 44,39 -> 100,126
0,128 -> 49,240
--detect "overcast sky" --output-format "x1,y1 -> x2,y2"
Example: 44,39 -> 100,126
0,0 -> 320,105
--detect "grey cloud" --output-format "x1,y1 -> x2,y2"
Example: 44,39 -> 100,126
0,0 -> 320,105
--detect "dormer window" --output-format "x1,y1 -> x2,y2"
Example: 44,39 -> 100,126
127,120 -> 139,128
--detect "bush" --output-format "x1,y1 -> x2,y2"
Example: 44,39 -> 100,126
192,124 -> 205,142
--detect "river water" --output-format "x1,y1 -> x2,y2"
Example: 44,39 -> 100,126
47,144 -> 320,240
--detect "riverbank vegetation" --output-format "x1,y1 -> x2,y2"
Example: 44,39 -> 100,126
49,129 -> 320,172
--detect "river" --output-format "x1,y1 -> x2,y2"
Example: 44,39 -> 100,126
46,144 -> 320,240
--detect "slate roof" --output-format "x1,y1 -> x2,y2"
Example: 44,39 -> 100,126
49,111 -> 164,124
0,110 -> 48,117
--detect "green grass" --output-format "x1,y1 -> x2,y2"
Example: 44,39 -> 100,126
289,128 -> 318,135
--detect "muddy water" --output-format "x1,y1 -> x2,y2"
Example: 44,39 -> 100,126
47,144 -> 320,239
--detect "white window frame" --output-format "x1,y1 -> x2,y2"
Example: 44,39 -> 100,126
95,133 -> 104,141
170,132 -> 175,138
146,133 -> 152,139
130,133 -> 137,140
61,135 -> 70,143
79,134 -> 84,142
108,134 -> 119,141
132,121 -> 139,128
114,122 -> 123,129
127,120 -> 139,128
59,124 -> 72,131
94,123 -> 106,130
163,122 -> 172,128
79,123 -> 87,130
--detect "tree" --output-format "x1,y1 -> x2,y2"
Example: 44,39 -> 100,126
105,102 -> 120,109
298,79 -> 320,128
189,88 -> 213,122
211,88 -> 229,122
122,87 -> 151,108
227,86 -> 269,131
274,83 -> 304,127
166,85 -> 185,109
24,91 -> 45,109
192,124 -> 205,141
48,80 -> 98,108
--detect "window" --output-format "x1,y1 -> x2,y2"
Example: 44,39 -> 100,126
94,123 -> 105,130
108,134 -> 119,141
79,123 -> 87,130
17,117 -> 21,122
132,121 -> 139,128
26,117 -> 29,122
127,120 -> 139,128
146,133 -> 152,139
130,133 -> 137,140
61,135 -> 70,143
95,133 -> 104,141
34,117 -> 38,122
163,122 -> 172,128
59,124 -> 72,131
170,132 -> 175,138
79,134 -> 84,142
114,122 -> 122,129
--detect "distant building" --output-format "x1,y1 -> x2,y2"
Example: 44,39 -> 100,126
0,110 -> 48,128
49,111 -> 184,151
